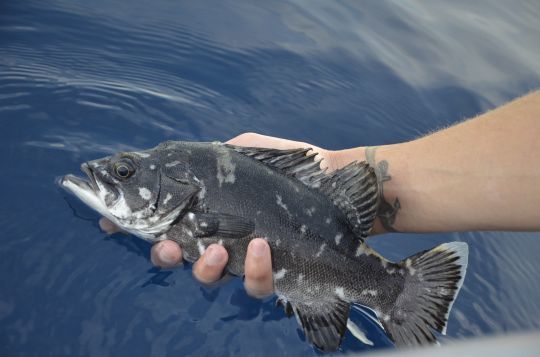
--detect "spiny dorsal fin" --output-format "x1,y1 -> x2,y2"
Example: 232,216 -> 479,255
229,145 -> 379,238
227,146 -> 327,188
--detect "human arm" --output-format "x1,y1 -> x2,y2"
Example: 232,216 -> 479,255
335,89 -> 540,233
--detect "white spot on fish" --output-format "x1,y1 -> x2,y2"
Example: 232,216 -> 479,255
355,244 -> 367,257
297,274 -> 304,283
325,217 -> 331,224
218,239 -> 223,246
275,194 -> 289,214
438,287 -> 449,295
300,225 -> 307,234
216,148 -> 236,186
405,258 -> 416,275
149,164 -> 156,170
304,207 -> 316,216
165,161 -> 180,167
382,314 -> 391,322
157,233 -> 167,241
274,268 -> 287,280
197,241 -> 206,256
361,289 -> 378,297
138,187 -> 151,200
200,221 -> 208,228
335,233 -> 343,245
197,181 -> 206,200
315,243 -> 326,257
335,287 -> 345,299
163,193 -> 172,205
275,239 -> 281,247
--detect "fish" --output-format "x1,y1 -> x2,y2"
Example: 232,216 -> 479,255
61,141 -> 468,351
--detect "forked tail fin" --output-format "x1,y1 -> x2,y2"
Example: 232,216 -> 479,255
381,242 -> 468,347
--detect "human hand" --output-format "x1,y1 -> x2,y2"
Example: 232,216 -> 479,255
99,217 -> 274,298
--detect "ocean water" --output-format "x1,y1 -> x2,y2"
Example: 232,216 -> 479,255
1,1 -> 540,355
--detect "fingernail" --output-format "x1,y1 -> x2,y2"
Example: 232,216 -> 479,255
159,247 -> 178,266
250,239 -> 267,257
205,246 -> 223,266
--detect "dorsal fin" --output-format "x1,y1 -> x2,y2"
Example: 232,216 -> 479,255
227,146 -> 327,188
319,161 -> 379,238
228,145 -> 379,238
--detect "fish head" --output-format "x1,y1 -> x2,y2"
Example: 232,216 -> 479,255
62,144 -> 201,241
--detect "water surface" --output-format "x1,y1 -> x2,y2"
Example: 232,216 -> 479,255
1,1 -> 540,355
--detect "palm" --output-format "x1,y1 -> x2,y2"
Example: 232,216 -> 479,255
227,133 -> 337,171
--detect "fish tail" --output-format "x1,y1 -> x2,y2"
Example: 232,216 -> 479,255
381,242 -> 468,347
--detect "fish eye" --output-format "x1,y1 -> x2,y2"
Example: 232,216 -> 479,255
113,159 -> 135,179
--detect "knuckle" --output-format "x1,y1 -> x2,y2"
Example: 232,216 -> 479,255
246,269 -> 271,283
245,286 -> 272,299
240,132 -> 259,140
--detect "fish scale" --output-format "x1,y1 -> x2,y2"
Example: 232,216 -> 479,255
62,140 -> 468,351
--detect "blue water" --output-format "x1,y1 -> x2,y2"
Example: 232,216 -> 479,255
2,1 -> 540,355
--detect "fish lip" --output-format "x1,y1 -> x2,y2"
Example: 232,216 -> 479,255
80,163 -> 99,192
61,163 -> 118,204
61,174 -> 92,191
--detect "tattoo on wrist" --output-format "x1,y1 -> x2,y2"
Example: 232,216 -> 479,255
365,147 -> 400,232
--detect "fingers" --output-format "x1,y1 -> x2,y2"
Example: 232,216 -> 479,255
100,213 -> 272,296
226,132 -> 309,150
99,217 -> 123,234
244,238 -> 274,298
151,240 -> 183,268
193,244 -> 229,284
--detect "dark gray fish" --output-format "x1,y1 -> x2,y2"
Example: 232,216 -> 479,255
61,141 -> 468,351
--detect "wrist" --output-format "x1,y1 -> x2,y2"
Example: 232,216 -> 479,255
333,143 -> 411,235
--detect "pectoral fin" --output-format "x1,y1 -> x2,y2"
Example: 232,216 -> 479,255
185,212 -> 254,239
290,299 -> 350,352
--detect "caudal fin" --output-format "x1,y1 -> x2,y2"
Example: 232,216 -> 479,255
381,242 -> 468,347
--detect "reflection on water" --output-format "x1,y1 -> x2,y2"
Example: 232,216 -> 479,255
1,0 -> 540,355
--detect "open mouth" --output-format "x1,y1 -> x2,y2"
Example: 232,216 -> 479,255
80,163 -> 99,192
60,163 -> 118,215
61,163 -> 99,194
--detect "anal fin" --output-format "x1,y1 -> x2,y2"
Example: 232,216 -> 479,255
290,299 -> 350,352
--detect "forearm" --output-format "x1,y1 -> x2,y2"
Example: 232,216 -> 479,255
335,90 -> 540,234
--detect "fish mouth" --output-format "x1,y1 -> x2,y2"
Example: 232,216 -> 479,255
80,162 -> 99,193
61,163 -> 118,217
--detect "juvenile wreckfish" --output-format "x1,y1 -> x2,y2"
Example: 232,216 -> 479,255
61,141 -> 468,351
